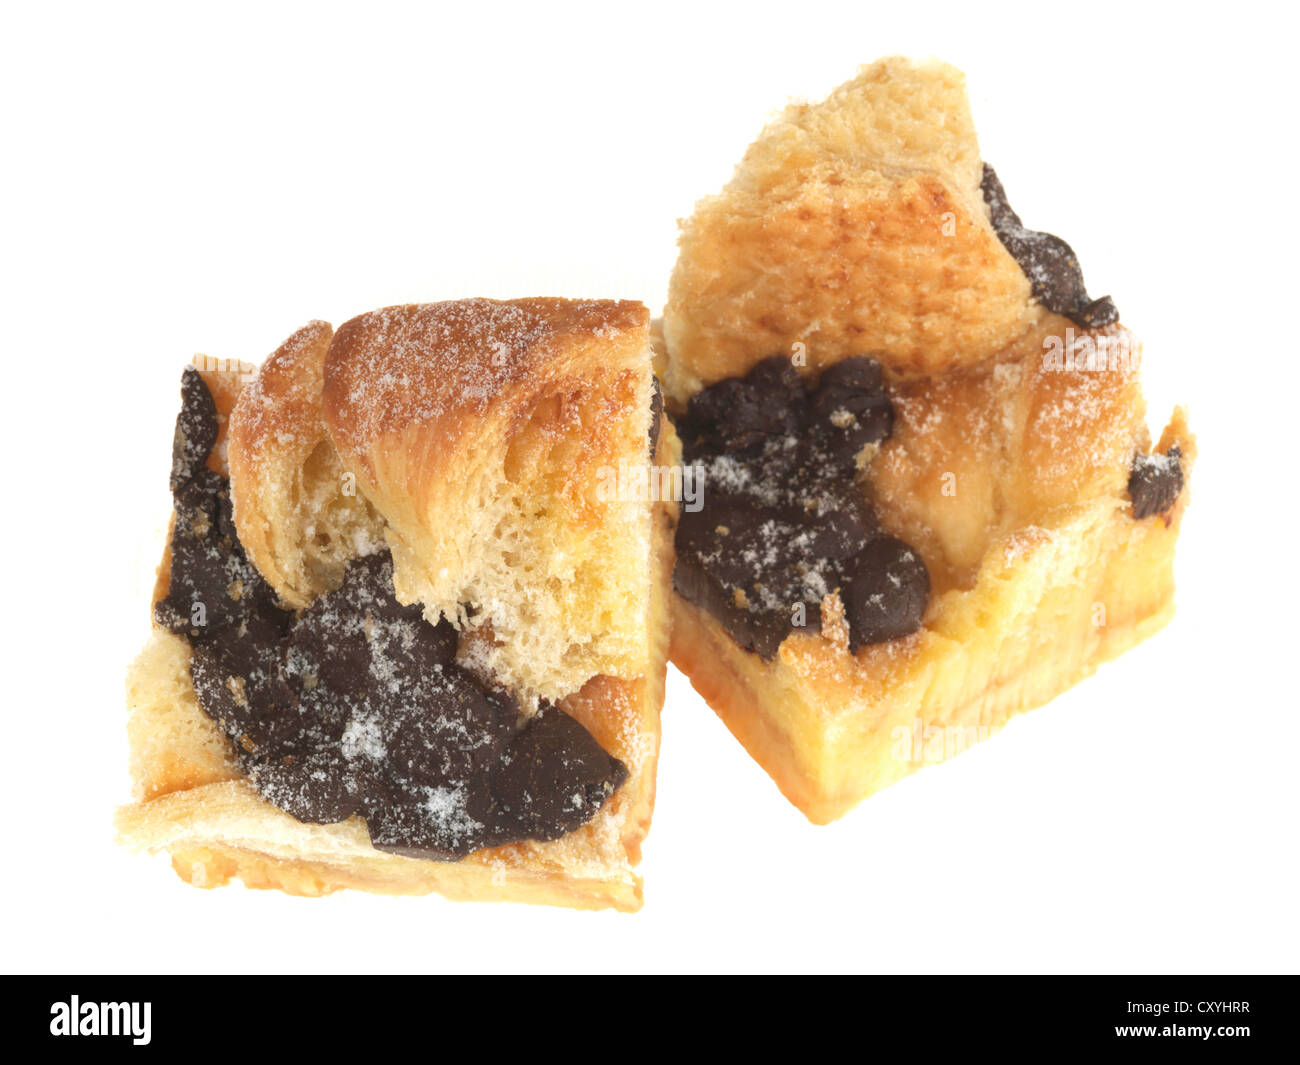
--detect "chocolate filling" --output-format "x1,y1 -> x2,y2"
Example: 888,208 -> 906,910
156,368 -> 627,859
672,356 -> 929,659
1128,446 -> 1183,520
649,377 -> 663,457
981,163 -> 1119,329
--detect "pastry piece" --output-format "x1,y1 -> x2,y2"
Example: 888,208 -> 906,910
660,58 -> 1193,824
118,300 -> 677,910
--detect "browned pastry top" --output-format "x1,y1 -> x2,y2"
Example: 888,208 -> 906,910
660,59 -> 1043,400
324,298 -> 648,476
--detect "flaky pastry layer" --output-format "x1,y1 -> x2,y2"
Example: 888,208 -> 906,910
325,300 -> 655,702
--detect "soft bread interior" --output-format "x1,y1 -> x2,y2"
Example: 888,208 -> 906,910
870,323 -> 1161,593
228,321 -> 386,609
323,300 -> 656,704
127,629 -> 240,801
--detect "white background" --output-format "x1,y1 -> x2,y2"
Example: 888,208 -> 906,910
2,1 -> 1296,974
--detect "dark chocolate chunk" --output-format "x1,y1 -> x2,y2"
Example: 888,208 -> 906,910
815,357 -> 883,395
673,543 -> 804,659
362,775 -> 502,860
384,672 -> 517,788
284,552 -> 458,712
673,355 -> 927,657
493,705 -> 629,842
155,369 -> 282,641
674,496 -> 843,656
795,492 -> 877,562
251,750 -> 362,824
649,376 -> 663,457
685,355 -> 804,453
1128,446 -> 1183,520
170,367 -> 219,493
189,627 -> 298,758
980,163 -> 1119,329
842,536 -> 930,650
157,515 -> 282,641
809,356 -> 894,468
1075,296 -> 1120,329
766,466 -> 877,561
690,435 -> 801,511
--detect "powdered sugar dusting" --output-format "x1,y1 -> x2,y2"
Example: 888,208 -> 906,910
326,299 -> 645,461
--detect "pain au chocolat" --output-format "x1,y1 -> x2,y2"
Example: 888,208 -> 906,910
117,299 -> 677,911
658,57 -> 1193,824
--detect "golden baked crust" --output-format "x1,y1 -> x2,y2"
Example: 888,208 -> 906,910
119,306 -> 675,911
663,57 -> 1193,822
661,57 -> 1040,405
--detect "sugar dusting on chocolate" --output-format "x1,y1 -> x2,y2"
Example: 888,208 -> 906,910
1128,446 -> 1184,520
673,356 -> 929,658
158,369 -> 627,859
